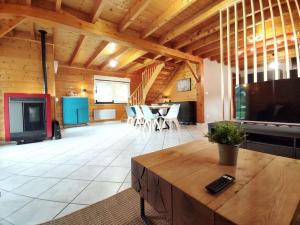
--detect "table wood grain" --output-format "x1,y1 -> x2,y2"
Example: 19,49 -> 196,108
131,141 -> 300,225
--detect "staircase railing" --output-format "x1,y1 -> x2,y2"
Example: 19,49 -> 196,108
129,62 -> 165,105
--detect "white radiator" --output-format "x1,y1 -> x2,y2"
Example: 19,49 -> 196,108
94,109 -> 116,120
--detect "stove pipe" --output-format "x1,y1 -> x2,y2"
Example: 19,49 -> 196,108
39,30 -> 48,94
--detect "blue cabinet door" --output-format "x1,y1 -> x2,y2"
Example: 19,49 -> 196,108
63,97 -> 89,125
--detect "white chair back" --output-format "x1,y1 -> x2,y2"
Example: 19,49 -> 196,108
134,105 -> 144,119
141,105 -> 155,120
165,104 -> 180,119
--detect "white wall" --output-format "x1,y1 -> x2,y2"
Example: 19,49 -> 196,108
204,59 -> 231,123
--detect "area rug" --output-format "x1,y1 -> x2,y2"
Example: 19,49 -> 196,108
40,188 -> 169,225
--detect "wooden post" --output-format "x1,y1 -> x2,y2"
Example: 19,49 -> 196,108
196,61 -> 204,123
220,10 -> 225,120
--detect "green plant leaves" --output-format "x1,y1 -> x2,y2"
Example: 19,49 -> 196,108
206,122 -> 246,145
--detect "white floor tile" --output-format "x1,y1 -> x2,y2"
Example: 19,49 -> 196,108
0,193 -> 32,218
19,164 -> 56,177
41,165 -> 81,178
55,204 -> 87,219
6,199 -> 67,225
95,167 -> 130,182
0,175 -> 34,191
67,165 -> 105,181
13,177 -> 60,198
39,179 -> 89,203
0,219 -> 13,225
72,181 -> 121,205
85,156 -> 115,166
118,183 -> 131,192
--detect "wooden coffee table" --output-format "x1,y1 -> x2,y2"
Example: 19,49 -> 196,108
131,141 -> 300,225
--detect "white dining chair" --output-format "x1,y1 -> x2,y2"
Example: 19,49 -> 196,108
162,104 -> 180,129
133,105 -> 145,126
141,105 -> 161,131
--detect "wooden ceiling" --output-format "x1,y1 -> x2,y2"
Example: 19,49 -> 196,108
0,0 -> 299,75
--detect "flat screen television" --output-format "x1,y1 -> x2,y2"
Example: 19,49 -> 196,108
235,74 -> 300,124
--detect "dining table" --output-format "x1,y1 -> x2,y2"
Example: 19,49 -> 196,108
149,105 -> 171,131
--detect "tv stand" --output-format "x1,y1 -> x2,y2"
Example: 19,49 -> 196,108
208,121 -> 300,159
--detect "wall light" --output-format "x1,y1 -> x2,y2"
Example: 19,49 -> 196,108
108,59 -> 118,68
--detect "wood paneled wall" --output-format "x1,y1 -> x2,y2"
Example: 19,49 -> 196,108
0,38 -> 55,141
161,64 -> 197,102
55,66 -> 127,126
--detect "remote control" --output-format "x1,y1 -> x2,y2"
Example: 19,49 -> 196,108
205,174 -> 235,194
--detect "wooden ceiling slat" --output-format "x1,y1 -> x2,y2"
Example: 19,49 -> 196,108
69,34 -> 86,65
56,0 -> 62,11
141,0 -> 197,38
159,0 -> 240,44
119,0 -> 151,32
85,40 -> 109,68
0,16 -> 25,38
0,4 -> 201,63
91,0 -> 104,23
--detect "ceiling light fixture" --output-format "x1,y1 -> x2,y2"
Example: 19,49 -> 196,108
108,59 -> 118,68
107,42 -> 117,54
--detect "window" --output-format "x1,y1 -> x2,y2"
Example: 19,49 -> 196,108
94,76 -> 130,104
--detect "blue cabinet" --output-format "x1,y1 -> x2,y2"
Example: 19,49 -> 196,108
62,97 -> 89,125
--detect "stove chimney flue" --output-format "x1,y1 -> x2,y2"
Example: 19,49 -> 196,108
39,30 -> 48,94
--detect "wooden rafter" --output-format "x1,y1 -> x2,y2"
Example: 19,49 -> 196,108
119,0 -> 151,32
98,46 -> 128,70
29,20 -> 35,39
141,0 -> 196,38
55,0 -> 62,11
185,61 -> 200,82
69,34 -> 86,65
159,0 -> 240,44
0,16 -> 25,38
173,0 -> 280,49
60,64 -> 132,77
0,4 -> 201,63
91,0 -> 104,23
114,49 -> 146,70
85,40 -> 109,68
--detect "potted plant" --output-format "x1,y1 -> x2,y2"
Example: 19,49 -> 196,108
206,122 -> 246,166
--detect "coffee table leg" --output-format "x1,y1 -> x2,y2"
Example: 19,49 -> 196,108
140,197 -> 153,225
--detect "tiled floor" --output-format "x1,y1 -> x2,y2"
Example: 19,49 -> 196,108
0,122 -> 207,225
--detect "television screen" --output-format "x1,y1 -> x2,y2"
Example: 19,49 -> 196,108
177,78 -> 191,92
235,77 -> 300,123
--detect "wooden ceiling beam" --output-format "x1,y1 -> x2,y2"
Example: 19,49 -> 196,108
141,0 -> 197,38
85,40 -> 109,68
0,4 -> 201,63
91,0 -> 104,23
114,49 -> 147,70
0,16 -> 25,38
69,34 -> 86,65
159,0 -> 240,44
55,0 -> 62,11
60,64 -> 133,77
119,0 -> 151,32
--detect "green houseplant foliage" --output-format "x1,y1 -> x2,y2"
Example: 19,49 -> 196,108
207,122 -> 246,146
206,122 -> 246,166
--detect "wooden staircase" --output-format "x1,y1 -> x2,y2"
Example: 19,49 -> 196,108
129,62 -> 165,105
145,64 -> 179,104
